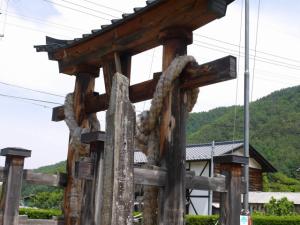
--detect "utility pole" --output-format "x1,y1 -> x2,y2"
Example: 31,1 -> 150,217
208,141 -> 215,215
243,0 -> 250,212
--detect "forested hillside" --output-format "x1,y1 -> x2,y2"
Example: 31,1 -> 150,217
23,85 -> 299,201
187,85 -> 300,177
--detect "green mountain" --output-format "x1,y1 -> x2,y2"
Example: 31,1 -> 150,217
33,86 -> 299,177
187,85 -> 300,177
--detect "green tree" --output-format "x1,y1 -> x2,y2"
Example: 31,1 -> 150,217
265,197 -> 295,216
28,191 -> 63,209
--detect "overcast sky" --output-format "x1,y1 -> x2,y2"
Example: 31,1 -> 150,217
0,0 -> 299,169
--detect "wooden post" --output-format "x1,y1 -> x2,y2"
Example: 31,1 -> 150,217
0,147 -> 31,225
81,131 -> 105,225
64,71 -> 98,225
214,155 -> 249,225
159,28 -> 192,225
101,73 -> 135,225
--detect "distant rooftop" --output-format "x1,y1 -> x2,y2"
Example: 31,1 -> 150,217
134,140 -> 277,172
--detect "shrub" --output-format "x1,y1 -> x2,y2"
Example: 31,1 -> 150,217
253,215 -> 300,225
265,197 -> 295,216
185,215 -> 219,225
19,208 -> 62,219
27,191 -> 63,209
185,215 -> 300,225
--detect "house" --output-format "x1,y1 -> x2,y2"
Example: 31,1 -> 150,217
134,140 -> 277,215
248,192 -> 300,213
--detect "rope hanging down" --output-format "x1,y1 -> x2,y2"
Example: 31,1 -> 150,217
135,55 -> 199,160
64,93 -> 100,153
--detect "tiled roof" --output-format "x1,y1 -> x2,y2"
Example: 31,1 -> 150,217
34,0 -> 163,53
34,0 -> 235,53
134,140 -> 243,164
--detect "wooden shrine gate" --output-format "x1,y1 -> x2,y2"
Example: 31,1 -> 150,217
0,0 -> 248,224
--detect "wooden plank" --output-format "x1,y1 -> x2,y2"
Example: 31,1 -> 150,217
46,0 -> 234,75
0,148 -> 31,225
0,166 -> 227,191
0,168 -> 66,187
52,55 -> 236,121
101,73 -> 135,225
81,131 -> 106,144
23,171 -> 67,187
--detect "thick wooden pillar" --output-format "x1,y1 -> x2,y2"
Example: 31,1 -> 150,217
215,155 -> 248,225
64,71 -> 98,225
159,28 -> 192,225
0,148 -> 31,225
101,73 -> 135,225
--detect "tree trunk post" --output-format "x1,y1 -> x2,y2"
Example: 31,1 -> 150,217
100,73 -> 135,225
214,155 -> 249,225
0,148 -> 31,225
64,71 -> 98,225
159,28 -> 192,225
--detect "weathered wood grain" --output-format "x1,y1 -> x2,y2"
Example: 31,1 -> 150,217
64,74 -> 96,225
160,28 -> 189,225
101,73 -> 135,225
52,55 -> 236,122
217,155 -> 248,225
0,148 -> 31,225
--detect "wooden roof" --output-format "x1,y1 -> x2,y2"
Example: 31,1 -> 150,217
35,0 -> 235,75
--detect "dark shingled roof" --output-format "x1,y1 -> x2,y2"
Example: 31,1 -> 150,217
34,0 -> 235,54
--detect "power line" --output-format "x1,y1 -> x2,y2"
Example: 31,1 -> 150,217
0,93 -> 62,105
0,0 -> 10,38
0,80 -> 65,98
193,39 -> 300,70
194,33 -> 300,64
1,21 -> 73,38
60,0 -> 118,19
43,0 -> 111,21
3,10 -> 87,33
251,0 -> 261,101
193,41 -> 300,71
80,0 -> 123,13
232,0 -> 244,146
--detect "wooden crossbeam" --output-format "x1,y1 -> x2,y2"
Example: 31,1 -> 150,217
52,55 -> 236,121
0,167 -> 226,192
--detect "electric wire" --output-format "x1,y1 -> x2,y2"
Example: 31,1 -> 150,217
193,41 -> 300,71
0,93 -> 62,105
60,0 -> 118,19
80,0 -> 123,13
142,48 -> 156,111
251,0 -> 261,102
42,0 -> 111,21
0,81 -> 65,98
3,10 -> 88,33
232,0 -> 244,148
194,33 -> 300,64
1,21 -> 73,38
0,0 -> 10,38
193,39 -> 300,70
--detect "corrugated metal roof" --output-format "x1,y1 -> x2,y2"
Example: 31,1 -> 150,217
249,192 -> 300,204
134,140 -> 243,163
